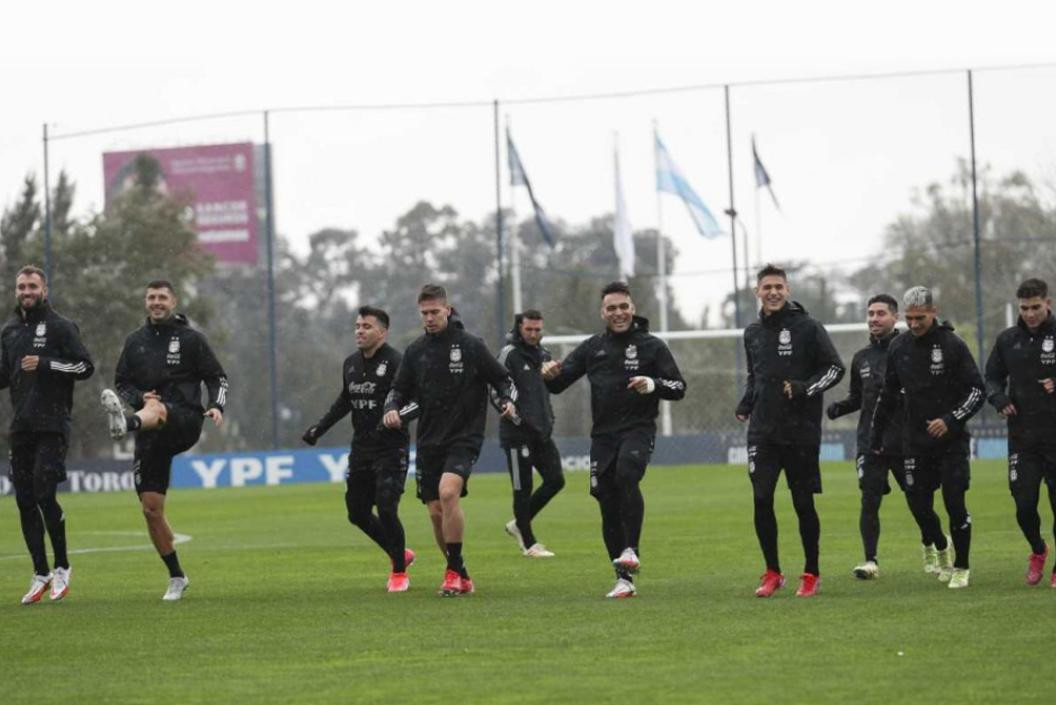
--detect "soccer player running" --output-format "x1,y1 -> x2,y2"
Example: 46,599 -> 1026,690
984,278 -> 1056,586
827,294 -> 935,579
871,286 -> 984,590
736,264 -> 845,598
543,282 -> 686,599
100,280 -> 228,601
1,265 -> 94,604
302,306 -> 418,592
495,310 -> 565,558
382,284 -> 517,597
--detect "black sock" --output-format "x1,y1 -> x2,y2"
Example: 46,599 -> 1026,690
39,494 -> 68,570
615,567 -> 634,582
753,496 -> 780,573
126,415 -> 142,432
161,551 -> 184,578
792,491 -> 820,576
446,542 -> 466,576
860,493 -> 882,563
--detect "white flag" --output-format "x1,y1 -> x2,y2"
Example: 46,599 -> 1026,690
613,144 -> 634,278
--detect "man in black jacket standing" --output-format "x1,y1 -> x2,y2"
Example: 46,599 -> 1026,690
985,278 -> 1056,586
871,286 -> 984,590
2,265 -> 94,605
543,282 -> 686,599
383,284 -> 517,597
496,310 -> 565,558
736,264 -> 844,598
827,294 -> 934,579
100,280 -> 227,601
302,306 -> 418,592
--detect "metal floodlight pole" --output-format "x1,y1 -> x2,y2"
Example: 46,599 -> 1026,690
724,86 -> 744,396
263,110 -> 280,450
42,123 -> 53,288
493,99 -> 507,345
967,70 -> 985,369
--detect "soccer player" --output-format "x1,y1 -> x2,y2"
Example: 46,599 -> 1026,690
827,294 -> 934,579
984,278 -> 1056,586
543,282 -> 686,599
1,265 -> 94,604
100,280 -> 228,601
302,305 -> 418,592
736,264 -> 845,598
871,286 -> 984,589
495,310 -> 565,558
382,284 -> 517,597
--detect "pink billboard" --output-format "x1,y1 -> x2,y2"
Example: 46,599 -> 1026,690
103,142 -> 260,264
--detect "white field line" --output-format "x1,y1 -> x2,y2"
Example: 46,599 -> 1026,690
0,531 -> 192,561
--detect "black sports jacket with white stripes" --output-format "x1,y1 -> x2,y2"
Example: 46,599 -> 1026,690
493,323 -> 555,447
736,301 -> 845,447
985,314 -> 1056,452
385,313 -> 515,452
309,343 -> 411,453
545,315 -> 686,438
115,314 -> 227,415
870,321 -> 984,456
0,301 -> 93,437
826,330 -> 903,457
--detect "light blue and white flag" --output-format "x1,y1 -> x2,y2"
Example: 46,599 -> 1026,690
654,133 -> 722,238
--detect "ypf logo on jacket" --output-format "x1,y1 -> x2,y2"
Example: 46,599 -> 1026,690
930,345 -> 944,375
1043,336 -> 1055,365
624,344 -> 640,371
449,345 -> 464,373
33,322 -> 46,348
778,328 -> 793,356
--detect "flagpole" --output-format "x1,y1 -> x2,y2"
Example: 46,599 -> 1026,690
652,122 -> 673,437
753,177 -> 762,270
506,117 -> 523,315
493,100 -> 507,346
724,86 -> 745,399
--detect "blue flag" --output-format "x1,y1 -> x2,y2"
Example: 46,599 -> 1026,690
507,130 -> 556,248
654,133 -> 722,238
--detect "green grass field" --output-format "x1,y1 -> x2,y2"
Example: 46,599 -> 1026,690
1,460 -> 1051,705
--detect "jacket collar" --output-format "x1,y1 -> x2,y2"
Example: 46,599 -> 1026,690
1017,312 -> 1056,336
16,300 -> 50,324
146,312 -> 189,330
605,315 -> 649,340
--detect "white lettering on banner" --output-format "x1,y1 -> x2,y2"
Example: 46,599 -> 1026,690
561,455 -> 591,472
265,456 -> 295,485
230,458 -> 264,486
191,459 -> 226,489
318,453 -> 349,483
0,475 -> 11,495
728,446 -> 749,464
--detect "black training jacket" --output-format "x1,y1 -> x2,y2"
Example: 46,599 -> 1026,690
736,301 -> 845,446
827,331 -> 903,456
384,313 -> 514,452
870,321 -> 984,456
0,302 -> 94,436
545,316 -> 685,438
115,314 -> 228,414
493,324 -> 555,447
985,313 -> 1056,452
312,343 -> 411,453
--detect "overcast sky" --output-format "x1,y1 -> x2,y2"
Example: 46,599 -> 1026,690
2,1 -> 1055,326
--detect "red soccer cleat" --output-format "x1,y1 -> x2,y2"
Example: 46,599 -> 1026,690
387,572 -> 409,593
796,573 -> 820,597
754,570 -> 785,598
459,575 -> 475,594
439,569 -> 462,597
1026,546 -> 1048,586
392,548 -> 416,571
1051,572 -> 1056,589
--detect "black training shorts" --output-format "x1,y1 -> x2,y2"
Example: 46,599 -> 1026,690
901,453 -> 970,495
133,404 -> 204,495
346,447 -> 409,505
10,431 -> 68,489
1009,449 -> 1056,500
748,443 -> 822,498
415,443 -> 477,504
589,430 -> 654,499
856,453 -> 908,497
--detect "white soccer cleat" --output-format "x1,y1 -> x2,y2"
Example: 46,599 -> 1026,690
948,568 -> 970,589
21,573 -> 52,605
613,547 -> 641,573
162,576 -> 190,601
524,543 -> 555,558
853,560 -> 879,580
606,578 -> 637,599
936,537 -> 955,582
504,519 -> 526,552
922,543 -> 940,574
100,389 -> 127,440
50,566 -> 71,601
